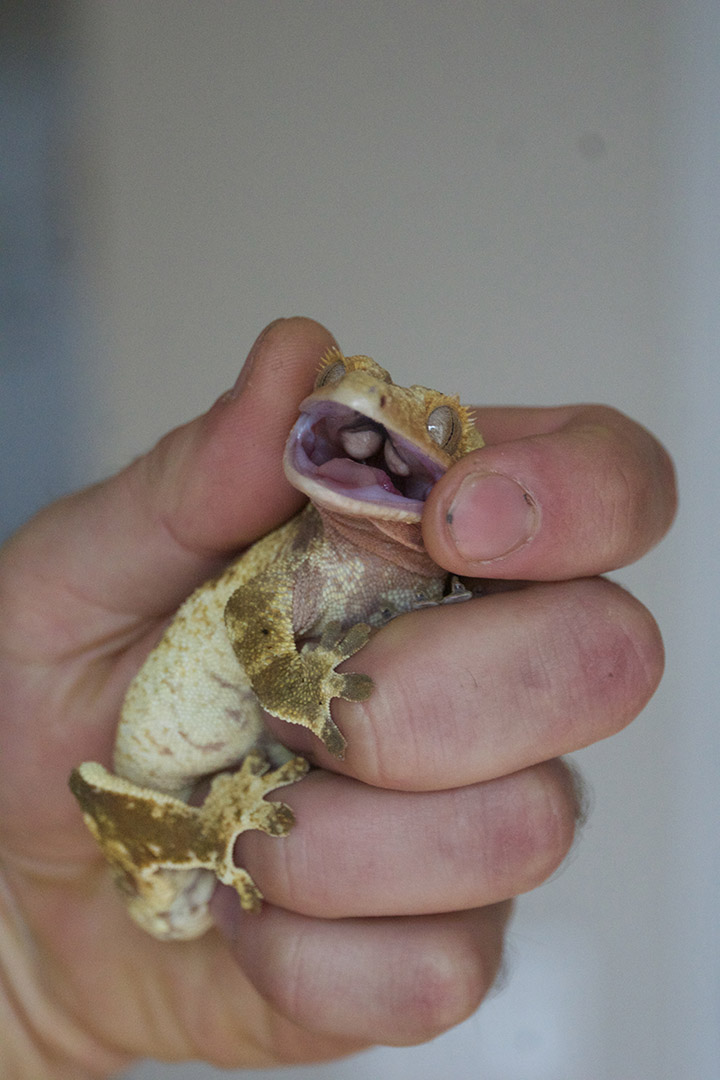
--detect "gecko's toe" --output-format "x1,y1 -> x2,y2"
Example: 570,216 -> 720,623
340,672 -> 373,702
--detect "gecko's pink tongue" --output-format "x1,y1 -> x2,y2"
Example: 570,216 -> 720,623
316,458 -> 401,495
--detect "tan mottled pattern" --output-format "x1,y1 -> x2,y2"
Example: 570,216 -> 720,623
70,353 -> 483,939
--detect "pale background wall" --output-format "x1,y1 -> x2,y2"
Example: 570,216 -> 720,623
2,2 -> 718,1078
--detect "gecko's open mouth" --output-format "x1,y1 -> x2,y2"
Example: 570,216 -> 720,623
284,402 -> 446,517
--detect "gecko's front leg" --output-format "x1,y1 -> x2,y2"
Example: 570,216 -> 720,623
224,574 -> 373,758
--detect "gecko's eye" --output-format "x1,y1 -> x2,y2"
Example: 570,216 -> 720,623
316,360 -> 346,388
427,405 -> 462,454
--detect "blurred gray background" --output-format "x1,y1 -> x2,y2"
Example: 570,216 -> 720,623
2,1 -> 718,1078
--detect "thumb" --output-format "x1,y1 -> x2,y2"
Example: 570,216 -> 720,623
0,317 -> 337,655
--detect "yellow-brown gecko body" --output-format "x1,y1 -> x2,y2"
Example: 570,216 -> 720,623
70,351 -> 483,940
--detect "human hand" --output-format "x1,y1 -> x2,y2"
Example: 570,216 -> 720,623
0,318 -> 674,1077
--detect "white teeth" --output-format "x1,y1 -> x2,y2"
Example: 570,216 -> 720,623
340,426 -> 384,460
384,439 -> 411,476
337,419 -> 412,478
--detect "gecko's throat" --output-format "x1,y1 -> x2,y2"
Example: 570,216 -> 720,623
285,402 -> 446,514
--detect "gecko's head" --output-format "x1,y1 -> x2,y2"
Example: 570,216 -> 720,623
283,348 -> 484,522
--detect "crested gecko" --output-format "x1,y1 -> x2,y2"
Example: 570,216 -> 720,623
69,349 -> 484,940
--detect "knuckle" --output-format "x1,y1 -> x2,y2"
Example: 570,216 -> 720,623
542,758 -> 585,852
568,579 -> 665,734
388,939 -> 491,1042
486,760 -> 579,894
526,773 -> 578,889
575,407 -> 677,561
522,761 -> 579,886
521,579 -> 665,745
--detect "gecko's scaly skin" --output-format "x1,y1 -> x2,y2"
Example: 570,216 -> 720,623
69,351 -> 484,940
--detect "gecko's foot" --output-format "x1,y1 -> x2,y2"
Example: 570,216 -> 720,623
69,749 -> 309,939
301,621 -> 373,757
317,621 -> 373,701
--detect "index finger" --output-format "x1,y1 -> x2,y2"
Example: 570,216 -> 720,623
0,318 -> 336,659
422,404 -> 677,580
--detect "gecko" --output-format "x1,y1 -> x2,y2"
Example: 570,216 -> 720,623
69,349 -> 484,941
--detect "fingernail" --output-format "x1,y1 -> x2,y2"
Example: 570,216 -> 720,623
446,471 -> 539,562
226,318 -> 286,400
